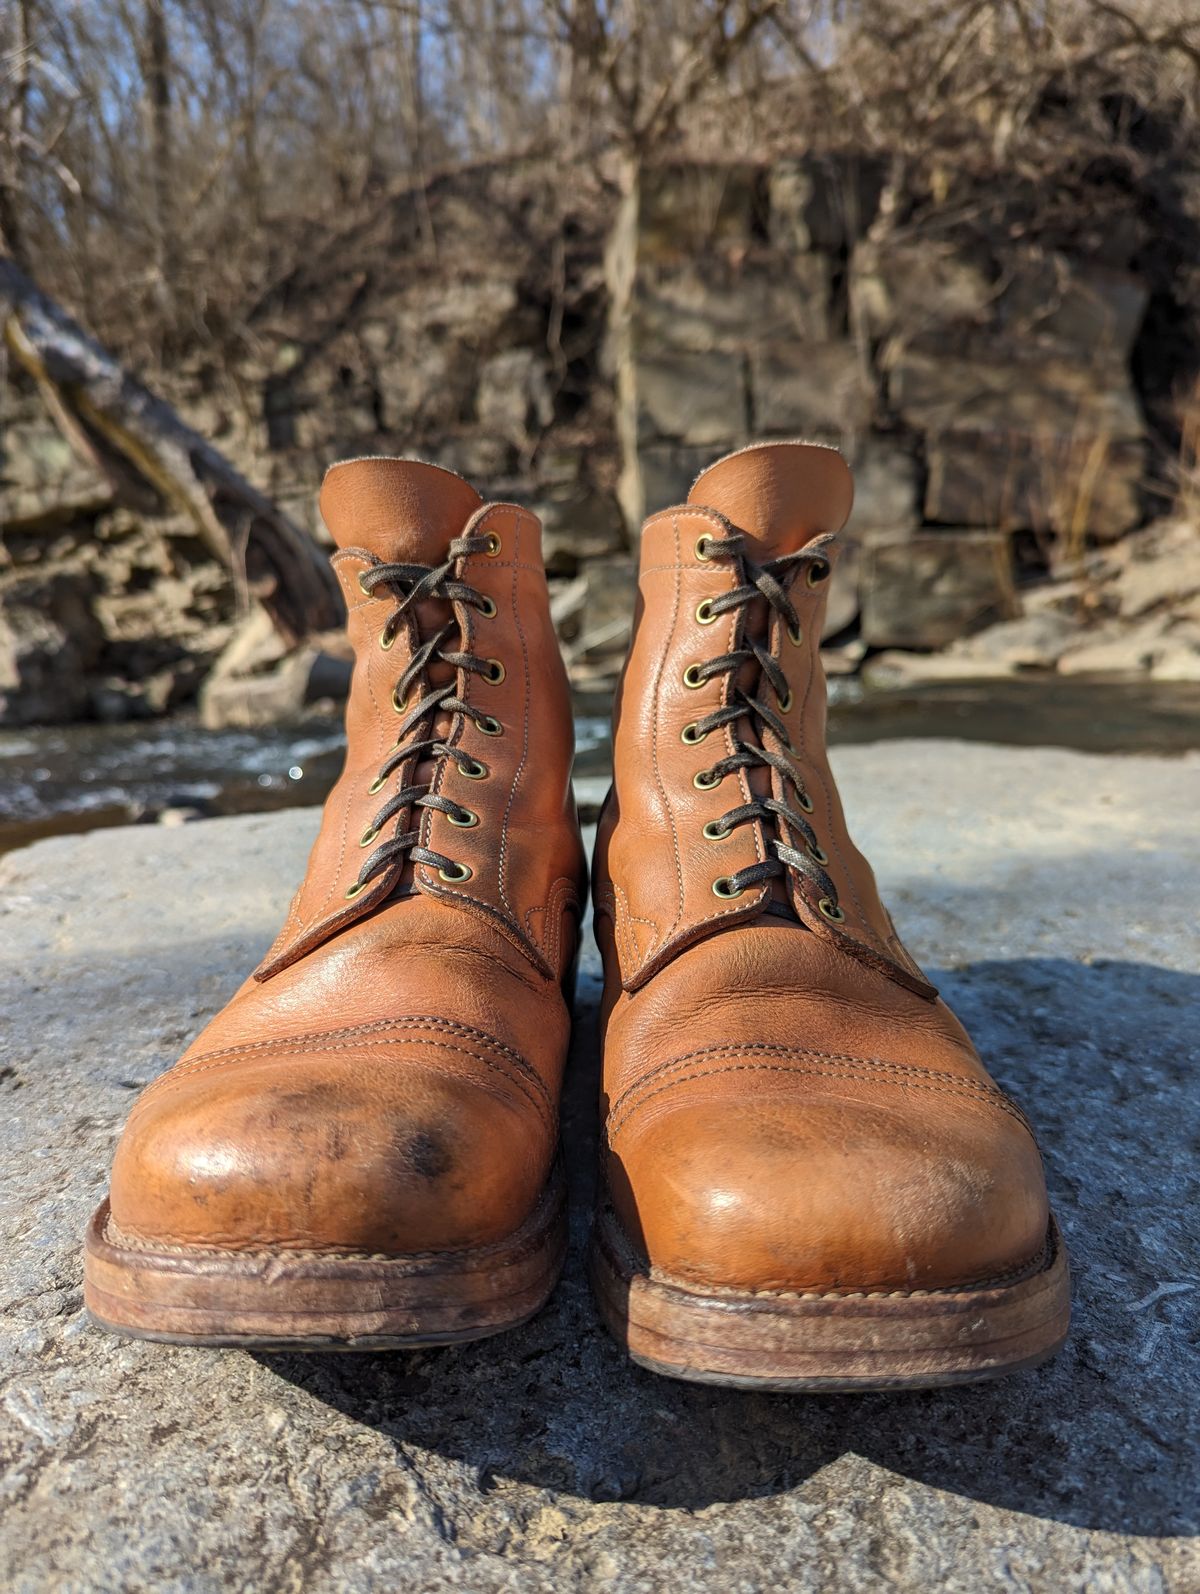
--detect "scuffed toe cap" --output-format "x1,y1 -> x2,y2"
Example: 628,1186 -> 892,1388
605,1069 -> 1051,1295
110,1040 -> 551,1256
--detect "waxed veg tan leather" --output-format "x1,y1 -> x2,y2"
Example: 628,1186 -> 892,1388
593,441 -> 1054,1296
106,457 -> 587,1257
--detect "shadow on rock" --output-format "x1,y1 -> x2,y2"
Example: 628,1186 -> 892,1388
260,957 -> 1198,1537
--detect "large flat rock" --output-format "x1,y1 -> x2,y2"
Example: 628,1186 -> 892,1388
1,742 -> 1196,1591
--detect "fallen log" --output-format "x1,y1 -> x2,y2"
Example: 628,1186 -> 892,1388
0,257 -> 343,644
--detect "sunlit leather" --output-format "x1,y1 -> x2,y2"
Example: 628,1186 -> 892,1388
593,441 -> 1052,1295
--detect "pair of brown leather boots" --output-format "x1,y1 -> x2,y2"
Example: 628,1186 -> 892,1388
83,442 -> 1069,1390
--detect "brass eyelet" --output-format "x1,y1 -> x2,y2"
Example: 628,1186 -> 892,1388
807,562 -> 830,588
357,573 -> 372,597
681,721 -> 709,745
447,807 -> 478,828
695,599 -> 719,626
391,688 -> 407,714
818,896 -> 845,923
379,629 -> 396,652
682,664 -> 706,690
808,841 -> 829,866
477,596 -> 497,619
695,535 -> 714,562
787,621 -> 803,646
479,715 -> 504,736
484,533 -> 502,558
484,658 -> 505,685
694,769 -> 721,790
368,774 -> 387,795
703,820 -> 731,841
779,688 -> 793,713
438,861 -> 473,882
359,825 -> 380,848
797,791 -> 815,814
460,758 -> 488,780
712,876 -> 744,899
345,879 -> 368,899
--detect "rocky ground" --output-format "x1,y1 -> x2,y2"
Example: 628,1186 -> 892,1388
0,742 -> 1197,1592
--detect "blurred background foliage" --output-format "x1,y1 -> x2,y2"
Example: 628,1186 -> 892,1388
7,2 -> 1200,367
3,2 -> 1200,844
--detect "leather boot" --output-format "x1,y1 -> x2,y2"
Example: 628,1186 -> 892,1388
589,441 -> 1069,1389
85,458 -> 587,1348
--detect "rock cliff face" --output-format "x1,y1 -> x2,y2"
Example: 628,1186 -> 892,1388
3,153 -> 1199,725
611,159 -> 1167,658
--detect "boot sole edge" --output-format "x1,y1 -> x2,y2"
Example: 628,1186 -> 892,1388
82,1164 -> 567,1351
588,1207 -> 1070,1392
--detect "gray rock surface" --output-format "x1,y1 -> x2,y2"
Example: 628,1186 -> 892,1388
1,742 -> 1197,1592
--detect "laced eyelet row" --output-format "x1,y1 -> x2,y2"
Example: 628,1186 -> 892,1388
344,530 -> 507,900
680,530 -> 841,919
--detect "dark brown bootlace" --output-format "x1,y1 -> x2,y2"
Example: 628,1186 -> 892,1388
347,531 -> 502,898
683,531 -> 844,921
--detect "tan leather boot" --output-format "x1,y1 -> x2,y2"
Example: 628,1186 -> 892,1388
85,459 -> 587,1348
589,441 -> 1069,1389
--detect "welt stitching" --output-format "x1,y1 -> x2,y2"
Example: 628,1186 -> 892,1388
183,1015 -> 539,1079
645,1236 -> 1054,1300
608,1042 -> 1021,1111
608,1063 -> 1032,1140
105,1179 -> 559,1262
139,1039 -> 552,1128
609,1055 -> 1030,1135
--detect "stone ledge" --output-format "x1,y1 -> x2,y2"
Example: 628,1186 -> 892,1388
0,742 -> 1195,1590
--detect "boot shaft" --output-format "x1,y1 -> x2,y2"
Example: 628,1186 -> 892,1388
255,457 -> 584,983
597,441 -> 932,998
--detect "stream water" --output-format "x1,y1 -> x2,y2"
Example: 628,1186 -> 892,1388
2,676 -> 1197,857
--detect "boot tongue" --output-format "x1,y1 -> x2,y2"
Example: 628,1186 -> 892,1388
688,441 -> 853,557
319,457 -> 483,562
321,459 -> 483,834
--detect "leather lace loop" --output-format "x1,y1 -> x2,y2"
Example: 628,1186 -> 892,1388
689,531 -> 840,909
350,532 -> 498,895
